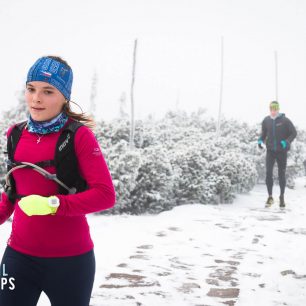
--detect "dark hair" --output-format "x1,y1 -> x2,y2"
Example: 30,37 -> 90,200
46,55 -> 95,130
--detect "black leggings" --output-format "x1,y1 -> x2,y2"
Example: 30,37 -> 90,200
0,245 -> 95,306
265,150 -> 287,196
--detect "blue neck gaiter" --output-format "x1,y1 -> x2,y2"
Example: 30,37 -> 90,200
27,112 -> 68,135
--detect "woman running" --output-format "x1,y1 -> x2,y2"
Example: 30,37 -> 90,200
0,55 -> 116,306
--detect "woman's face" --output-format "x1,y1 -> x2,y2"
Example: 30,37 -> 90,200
25,81 -> 66,121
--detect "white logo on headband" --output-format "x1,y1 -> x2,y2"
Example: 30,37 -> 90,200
42,71 -> 52,77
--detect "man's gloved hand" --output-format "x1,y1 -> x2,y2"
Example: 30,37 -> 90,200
258,139 -> 264,149
18,195 -> 59,216
281,140 -> 288,150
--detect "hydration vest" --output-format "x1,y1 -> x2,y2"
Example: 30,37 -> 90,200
4,120 -> 88,203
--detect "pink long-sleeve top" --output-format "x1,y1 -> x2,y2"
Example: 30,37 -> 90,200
0,119 -> 116,257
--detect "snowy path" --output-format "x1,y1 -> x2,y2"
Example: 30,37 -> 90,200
1,179 -> 306,305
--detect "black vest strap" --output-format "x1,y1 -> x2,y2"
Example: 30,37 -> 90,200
5,121 -> 27,203
7,121 -> 27,162
8,160 -> 55,168
55,121 -> 87,195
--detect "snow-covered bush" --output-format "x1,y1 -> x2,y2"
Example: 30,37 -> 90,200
104,140 -> 142,214
208,151 -> 257,195
129,145 -> 175,214
170,145 -> 209,205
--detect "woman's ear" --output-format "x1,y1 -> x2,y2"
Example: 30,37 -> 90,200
62,100 -> 68,110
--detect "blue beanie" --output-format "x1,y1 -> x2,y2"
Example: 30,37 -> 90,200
26,57 -> 73,100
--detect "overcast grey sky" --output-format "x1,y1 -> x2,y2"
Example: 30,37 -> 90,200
0,0 -> 305,127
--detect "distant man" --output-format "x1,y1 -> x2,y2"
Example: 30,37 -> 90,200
258,101 -> 297,208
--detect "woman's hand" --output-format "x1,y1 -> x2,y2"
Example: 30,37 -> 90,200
18,195 -> 59,216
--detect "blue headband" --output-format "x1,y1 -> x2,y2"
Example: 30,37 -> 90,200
26,57 -> 73,100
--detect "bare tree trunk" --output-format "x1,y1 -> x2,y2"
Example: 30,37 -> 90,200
89,70 -> 98,118
176,89 -> 180,110
217,36 -> 224,137
130,39 -> 138,150
119,92 -> 128,119
275,51 -> 278,101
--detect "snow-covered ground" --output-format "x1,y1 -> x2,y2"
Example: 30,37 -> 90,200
1,178 -> 306,306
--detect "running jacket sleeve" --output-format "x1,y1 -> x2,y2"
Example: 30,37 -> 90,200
0,127 -> 16,225
285,118 -> 297,144
55,126 -> 116,216
0,192 -> 15,225
260,118 -> 267,142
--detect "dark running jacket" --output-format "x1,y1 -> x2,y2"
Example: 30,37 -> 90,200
260,113 -> 297,152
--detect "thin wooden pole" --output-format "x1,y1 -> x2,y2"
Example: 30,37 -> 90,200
130,39 -> 137,150
217,36 -> 224,137
275,51 -> 278,101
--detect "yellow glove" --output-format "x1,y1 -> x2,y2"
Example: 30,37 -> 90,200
18,195 -> 60,216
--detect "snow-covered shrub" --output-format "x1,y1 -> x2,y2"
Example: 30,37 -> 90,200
208,151 -> 257,195
170,145 -> 209,205
104,140 -> 142,214
129,145 -> 175,214
201,173 -> 233,204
